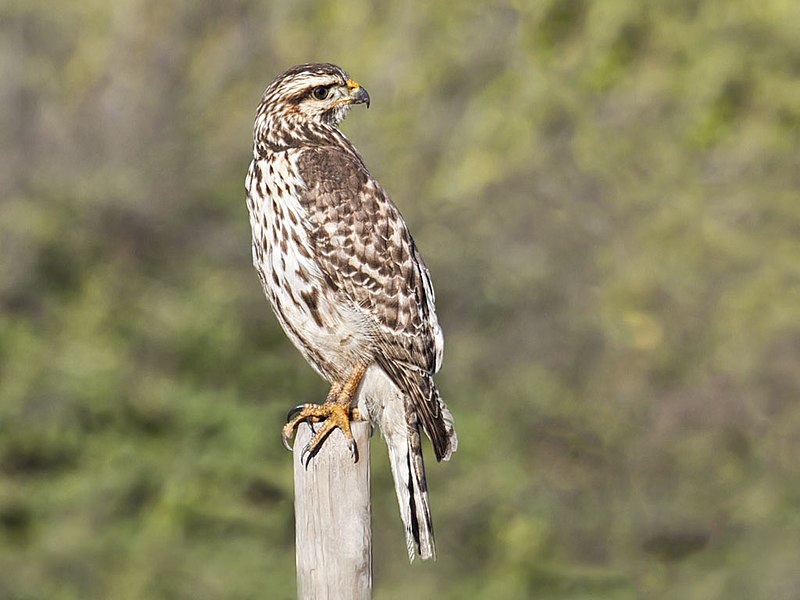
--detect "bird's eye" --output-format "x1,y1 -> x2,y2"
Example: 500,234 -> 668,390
312,86 -> 329,100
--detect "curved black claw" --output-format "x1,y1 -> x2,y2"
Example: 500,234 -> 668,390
282,405 -> 305,451
286,405 -> 305,422
281,427 -> 296,452
282,405 -> 320,452
301,444 -> 316,470
299,446 -> 358,469
300,430 -> 334,470
281,402 -> 360,466
299,429 -> 359,469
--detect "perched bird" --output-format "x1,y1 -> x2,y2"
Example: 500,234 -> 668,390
245,63 -> 457,561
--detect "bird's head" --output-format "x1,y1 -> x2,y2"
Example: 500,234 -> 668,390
259,63 -> 370,128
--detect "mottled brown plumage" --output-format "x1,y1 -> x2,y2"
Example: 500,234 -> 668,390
245,63 -> 456,561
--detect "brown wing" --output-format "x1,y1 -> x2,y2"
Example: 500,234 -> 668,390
297,146 -> 452,460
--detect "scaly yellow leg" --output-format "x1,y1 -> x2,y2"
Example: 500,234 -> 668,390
281,362 -> 367,465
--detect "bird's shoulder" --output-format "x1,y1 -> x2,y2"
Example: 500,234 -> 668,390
295,144 -> 372,206
294,144 -> 406,245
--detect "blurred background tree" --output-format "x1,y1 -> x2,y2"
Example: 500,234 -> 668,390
1,0 -> 799,598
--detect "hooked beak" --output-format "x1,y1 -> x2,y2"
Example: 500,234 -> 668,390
346,79 -> 370,108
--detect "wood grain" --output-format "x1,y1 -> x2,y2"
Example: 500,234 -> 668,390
293,421 -> 372,600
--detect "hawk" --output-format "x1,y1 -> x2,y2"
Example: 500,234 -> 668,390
245,63 -> 457,561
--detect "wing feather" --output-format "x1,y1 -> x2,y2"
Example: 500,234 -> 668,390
297,146 -> 453,460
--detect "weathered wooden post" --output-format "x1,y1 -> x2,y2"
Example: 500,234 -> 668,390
293,421 -> 372,600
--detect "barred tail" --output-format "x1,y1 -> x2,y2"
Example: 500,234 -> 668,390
360,365 -> 454,561
384,403 -> 435,561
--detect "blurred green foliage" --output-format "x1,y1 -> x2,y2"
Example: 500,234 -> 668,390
2,0 -> 799,598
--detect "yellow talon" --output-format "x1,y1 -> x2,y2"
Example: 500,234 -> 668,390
280,363 -> 367,465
